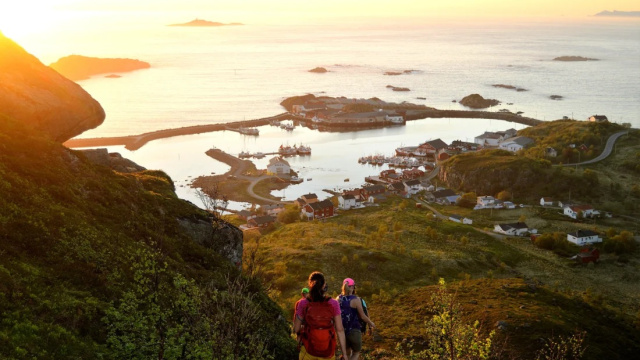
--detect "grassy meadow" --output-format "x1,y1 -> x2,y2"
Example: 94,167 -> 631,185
240,194 -> 640,359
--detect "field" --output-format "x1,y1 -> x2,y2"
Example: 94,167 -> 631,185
241,194 -> 640,359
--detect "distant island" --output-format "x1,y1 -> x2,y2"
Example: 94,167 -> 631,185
49,55 -> 150,81
594,10 -> 640,17
308,67 -> 328,73
168,19 -> 244,27
553,56 -> 599,62
492,84 -> 528,92
459,94 -> 499,109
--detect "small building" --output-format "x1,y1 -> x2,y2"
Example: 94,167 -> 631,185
361,184 -> 386,199
402,168 -> 424,179
477,196 -> 496,207
266,156 -> 291,175
403,179 -> 422,195
503,201 -> 517,209
338,194 -> 357,210
301,193 -> 319,204
563,204 -> 596,219
494,222 -> 529,236
462,217 -> 473,225
368,194 -> 388,203
474,132 -> 504,147
498,136 -> 534,152
545,147 -> 558,157
588,115 -> 608,122
540,197 -> 554,206
574,247 -> 600,264
294,198 -> 307,208
437,152 -> 450,161
237,210 -> 257,221
248,215 -> 276,229
302,199 -> 335,220
567,229 -> 602,245
262,203 -> 285,217
388,182 -> 408,197
431,189 -> 460,205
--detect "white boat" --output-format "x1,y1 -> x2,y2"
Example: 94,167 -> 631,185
279,144 -> 297,155
239,151 -> 251,158
239,127 -> 259,135
297,144 -> 311,155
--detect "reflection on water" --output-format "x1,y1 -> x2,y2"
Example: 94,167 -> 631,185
89,118 -> 525,209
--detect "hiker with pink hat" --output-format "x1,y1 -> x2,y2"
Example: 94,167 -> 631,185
337,277 -> 375,360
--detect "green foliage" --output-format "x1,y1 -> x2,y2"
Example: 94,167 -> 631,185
603,231 -> 637,255
533,232 -> 576,256
397,279 -> 494,360
535,330 -> 586,360
0,115 -> 296,359
457,192 -> 477,208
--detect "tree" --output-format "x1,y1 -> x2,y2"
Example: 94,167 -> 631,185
277,205 -> 300,224
496,190 -> 511,201
535,331 -> 586,360
457,192 -> 477,208
398,279 -> 494,359
195,183 -> 228,220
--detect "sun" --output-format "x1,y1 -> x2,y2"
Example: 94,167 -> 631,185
0,2 -> 62,40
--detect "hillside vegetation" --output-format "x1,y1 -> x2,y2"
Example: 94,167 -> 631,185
244,197 -> 640,359
0,114 -> 296,359
518,119 -> 628,164
439,127 -> 640,216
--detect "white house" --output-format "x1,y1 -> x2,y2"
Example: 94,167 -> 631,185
385,112 -> 404,124
567,230 -> 602,245
338,194 -> 357,210
474,132 -> 503,147
503,201 -> 517,209
403,179 -> 422,195
450,215 -> 473,224
498,136 -> 534,152
494,222 -> 529,236
563,204 -> 596,219
477,196 -> 496,207
266,156 -> 290,175
540,197 -> 554,206
588,115 -> 608,122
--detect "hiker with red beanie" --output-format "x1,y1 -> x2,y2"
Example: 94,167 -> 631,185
337,278 -> 375,360
293,271 -> 349,360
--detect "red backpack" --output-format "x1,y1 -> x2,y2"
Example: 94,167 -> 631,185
301,298 -> 336,358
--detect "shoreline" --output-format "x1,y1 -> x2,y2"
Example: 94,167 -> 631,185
64,108 -> 542,151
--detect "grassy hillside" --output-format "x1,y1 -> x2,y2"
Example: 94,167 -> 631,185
0,114 -> 296,359
518,119 -> 628,163
439,128 -> 640,216
245,197 -> 640,359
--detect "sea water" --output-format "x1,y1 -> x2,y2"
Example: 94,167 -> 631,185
8,14 -> 640,206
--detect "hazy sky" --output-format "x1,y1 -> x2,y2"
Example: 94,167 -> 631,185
1,0 -> 638,38
2,0 -> 638,18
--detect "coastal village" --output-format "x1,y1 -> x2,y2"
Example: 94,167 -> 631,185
226,99 -> 622,262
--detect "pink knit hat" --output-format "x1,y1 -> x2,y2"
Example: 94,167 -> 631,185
343,278 -> 355,286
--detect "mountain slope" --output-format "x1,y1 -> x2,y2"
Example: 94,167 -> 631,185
0,32 -> 104,142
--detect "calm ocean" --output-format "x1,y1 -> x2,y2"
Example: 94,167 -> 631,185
9,14 -> 640,206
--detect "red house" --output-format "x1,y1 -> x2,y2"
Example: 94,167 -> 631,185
361,184 -> 386,199
575,247 -> 600,264
302,199 -> 335,220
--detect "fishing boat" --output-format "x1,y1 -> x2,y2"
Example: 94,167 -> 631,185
296,144 -> 311,155
279,144 -> 297,155
239,127 -> 259,135
254,152 -> 265,158
238,151 -> 251,159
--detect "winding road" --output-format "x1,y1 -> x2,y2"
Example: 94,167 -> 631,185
559,130 -> 628,167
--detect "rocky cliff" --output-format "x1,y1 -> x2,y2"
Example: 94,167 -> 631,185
0,33 -> 105,142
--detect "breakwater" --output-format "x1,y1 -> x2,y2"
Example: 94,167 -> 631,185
64,108 -> 541,150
